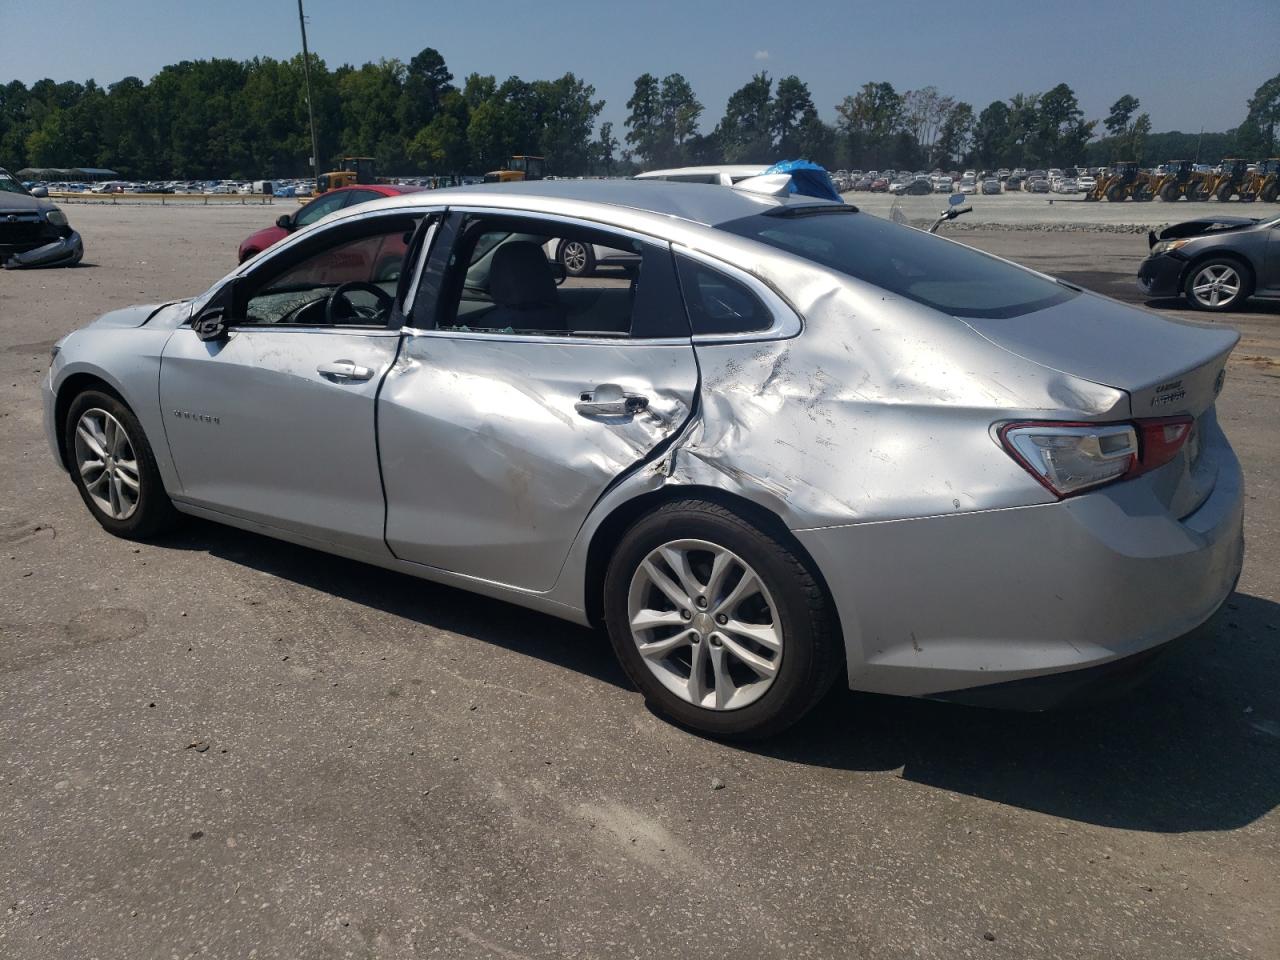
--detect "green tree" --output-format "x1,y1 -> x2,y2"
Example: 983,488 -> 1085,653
398,47 -> 453,137
659,73 -> 702,166
535,73 -> 604,174
972,100 -> 1010,168
1105,95 -> 1140,137
835,81 -> 902,167
1245,73 -> 1280,154
935,102 -> 974,168
716,72 -> 773,163
771,75 -> 817,157
624,73 -> 663,166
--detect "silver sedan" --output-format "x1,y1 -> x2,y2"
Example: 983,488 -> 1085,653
43,180 -> 1244,737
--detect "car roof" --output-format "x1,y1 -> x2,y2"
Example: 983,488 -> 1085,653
359,178 -> 840,227
634,164 -> 770,180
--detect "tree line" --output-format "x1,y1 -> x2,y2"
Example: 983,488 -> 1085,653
1,49 -> 1276,179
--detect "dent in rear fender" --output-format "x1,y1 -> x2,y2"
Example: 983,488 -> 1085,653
664,269 -> 1121,529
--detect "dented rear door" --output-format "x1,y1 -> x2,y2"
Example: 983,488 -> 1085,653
377,332 -> 696,592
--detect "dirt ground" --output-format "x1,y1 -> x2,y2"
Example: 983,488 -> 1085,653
1,202 -> 1277,960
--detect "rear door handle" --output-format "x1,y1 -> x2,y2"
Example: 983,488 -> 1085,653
575,383 -> 649,418
317,359 -> 374,383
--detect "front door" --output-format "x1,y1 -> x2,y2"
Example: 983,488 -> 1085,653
160,210 -> 425,556
378,211 -> 697,592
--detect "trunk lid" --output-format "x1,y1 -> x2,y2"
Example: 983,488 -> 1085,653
963,291 -> 1238,516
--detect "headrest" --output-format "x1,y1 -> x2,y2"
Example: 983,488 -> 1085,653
489,241 -> 557,307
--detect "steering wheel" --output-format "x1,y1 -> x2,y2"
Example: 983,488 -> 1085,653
324,281 -> 394,325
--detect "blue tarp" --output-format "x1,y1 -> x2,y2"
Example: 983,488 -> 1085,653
763,160 -> 843,202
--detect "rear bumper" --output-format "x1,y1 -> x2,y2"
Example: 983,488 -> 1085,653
795,429 -> 1244,703
1137,253 -> 1185,298
1,231 -> 83,269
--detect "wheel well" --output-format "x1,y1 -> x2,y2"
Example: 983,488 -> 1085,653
581,485 -> 840,637
52,373 -> 124,471
1180,251 -> 1255,294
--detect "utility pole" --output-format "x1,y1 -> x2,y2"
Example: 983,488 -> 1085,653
1195,127 -> 1204,164
297,0 -> 321,185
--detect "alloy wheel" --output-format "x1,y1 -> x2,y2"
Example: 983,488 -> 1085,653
626,539 -> 783,711
1191,264 -> 1242,308
73,408 -> 140,520
561,241 -> 589,274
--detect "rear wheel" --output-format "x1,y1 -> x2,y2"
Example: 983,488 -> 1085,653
1214,183 -> 1233,202
558,239 -> 595,277
604,500 -> 841,739
64,390 -> 179,539
1106,184 -> 1125,202
1183,258 -> 1251,312
1262,183 -> 1279,203
1159,183 -> 1180,202
1184,182 -> 1205,201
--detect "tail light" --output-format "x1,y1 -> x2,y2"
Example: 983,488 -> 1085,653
999,415 -> 1193,498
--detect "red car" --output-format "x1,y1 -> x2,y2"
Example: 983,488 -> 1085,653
869,178 -> 890,192
237,184 -> 424,263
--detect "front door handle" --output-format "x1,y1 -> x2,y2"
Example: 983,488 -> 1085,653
576,383 -> 649,418
317,360 -> 374,383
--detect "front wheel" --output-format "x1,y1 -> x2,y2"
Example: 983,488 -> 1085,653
64,390 -> 179,539
557,239 -> 595,277
604,500 -> 841,739
1184,258 -> 1251,312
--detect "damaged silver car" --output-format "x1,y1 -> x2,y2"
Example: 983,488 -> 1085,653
0,169 -> 84,268
44,180 -> 1243,737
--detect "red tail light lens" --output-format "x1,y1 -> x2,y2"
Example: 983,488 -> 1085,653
1000,415 -> 1194,499
1134,416 -> 1194,476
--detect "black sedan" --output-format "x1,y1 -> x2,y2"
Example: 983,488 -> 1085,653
0,169 -> 84,268
1139,214 -> 1280,312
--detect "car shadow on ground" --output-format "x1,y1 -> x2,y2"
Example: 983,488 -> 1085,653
1142,296 -> 1280,317
164,518 -> 629,689
759,592 -> 1280,833
165,519 -> 1278,834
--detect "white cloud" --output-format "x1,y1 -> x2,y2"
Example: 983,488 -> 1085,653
753,50 -> 770,61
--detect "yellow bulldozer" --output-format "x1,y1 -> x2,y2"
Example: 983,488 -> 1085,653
1149,160 -> 1198,202
1086,161 -> 1147,202
1198,158 -> 1250,202
1241,158 -> 1280,203
316,156 -> 377,194
483,155 -> 546,184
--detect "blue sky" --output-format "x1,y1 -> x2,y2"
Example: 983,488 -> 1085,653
2,0 -> 1276,134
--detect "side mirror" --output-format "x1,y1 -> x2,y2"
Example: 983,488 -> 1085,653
30,186 -> 49,198
192,278 -> 239,342
276,213 -> 294,231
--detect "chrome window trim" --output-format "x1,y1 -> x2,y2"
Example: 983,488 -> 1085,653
401,220 -> 438,316
672,242 -> 802,343
219,325 -> 403,337
230,203 -> 446,281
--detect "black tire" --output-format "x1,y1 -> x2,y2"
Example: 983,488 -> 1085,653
1184,182 -> 1205,201
1159,184 -> 1179,202
603,500 -> 842,739
1182,256 -> 1253,313
557,239 -> 596,278
1214,183 -> 1233,202
1106,185 -> 1125,202
63,389 -> 180,539
1263,183 -> 1279,203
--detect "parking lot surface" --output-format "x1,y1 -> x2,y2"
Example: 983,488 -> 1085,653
1,203 -> 1278,959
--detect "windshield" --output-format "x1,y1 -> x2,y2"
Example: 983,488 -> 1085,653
0,171 -> 29,195
719,210 -> 1076,319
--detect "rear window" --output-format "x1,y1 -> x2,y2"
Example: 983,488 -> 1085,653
718,210 -> 1076,319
